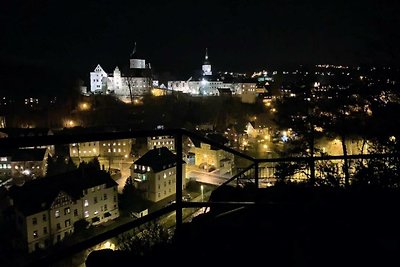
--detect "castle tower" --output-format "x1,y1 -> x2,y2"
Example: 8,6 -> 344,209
202,48 -> 212,76
129,42 -> 146,69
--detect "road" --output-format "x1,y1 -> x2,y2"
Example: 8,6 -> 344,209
187,169 -> 231,186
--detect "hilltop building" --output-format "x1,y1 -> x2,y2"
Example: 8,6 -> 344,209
89,43 -> 152,100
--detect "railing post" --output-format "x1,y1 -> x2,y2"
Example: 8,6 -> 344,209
175,131 -> 183,236
254,161 -> 259,189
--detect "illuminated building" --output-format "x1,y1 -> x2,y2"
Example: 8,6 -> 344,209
11,148 -> 50,179
202,48 -> 212,76
240,82 -> 258,103
168,49 -> 259,97
7,169 -> 119,253
147,135 -> 175,151
89,43 -> 152,99
192,133 -> 234,174
131,147 -> 186,202
69,139 -> 132,159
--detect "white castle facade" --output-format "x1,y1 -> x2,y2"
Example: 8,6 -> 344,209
167,49 -> 252,96
90,45 -> 152,99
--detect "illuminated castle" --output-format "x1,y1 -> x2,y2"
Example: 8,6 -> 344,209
89,43 -> 152,100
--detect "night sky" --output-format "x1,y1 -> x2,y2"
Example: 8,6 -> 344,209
1,0 -> 400,79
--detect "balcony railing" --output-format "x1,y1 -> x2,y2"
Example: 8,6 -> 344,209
0,128 -> 398,266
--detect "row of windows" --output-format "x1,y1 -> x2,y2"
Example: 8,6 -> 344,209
157,178 -> 175,189
84,193 -> 109,206
151,141 -> 174,145
157,170 -> 175,180
83,185 -> 106,195
72,149 -> 97,154
84,205 -> 108,218
32,219 -> 72,239
0,164 -> 11,169
54,208 -> 78,218
157,188 -> 173,198
14,165 -> 40,170
134,165 -> 151,172
102,142 -> 127,146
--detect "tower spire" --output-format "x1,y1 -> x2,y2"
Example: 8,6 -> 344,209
130,42 -> 137,58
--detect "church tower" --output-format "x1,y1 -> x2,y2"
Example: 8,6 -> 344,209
129,42 -> 146,69
202,48 -> 212,76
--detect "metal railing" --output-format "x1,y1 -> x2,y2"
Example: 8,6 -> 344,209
0,128 -> 399,266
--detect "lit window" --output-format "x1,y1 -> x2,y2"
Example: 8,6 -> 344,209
55,210 -> 60,218
33,231 -> 38,239
64,207 -> 70,215
84,211 -> 89,218
147,166 -> 150,171
84,200 -> 89,207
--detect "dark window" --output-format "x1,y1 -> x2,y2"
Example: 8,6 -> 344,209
32,217 -> 37,225
42,214 -> 47,222
65,219 -> 71,227
57,223 -> 61,230
43,227 -> 48,234
33,231 -> 38,239
74,209 -> 78,217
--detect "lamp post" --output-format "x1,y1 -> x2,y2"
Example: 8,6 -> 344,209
201,185 -> 204,202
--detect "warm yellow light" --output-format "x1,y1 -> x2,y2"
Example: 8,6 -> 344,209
102,241 -> 115,250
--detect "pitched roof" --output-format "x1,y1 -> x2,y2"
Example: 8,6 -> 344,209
0,128 -> 53,138
12,148 -> 47,162
134,147 -> 184,172
9,168 -> 117,216
191,133 -> 230,150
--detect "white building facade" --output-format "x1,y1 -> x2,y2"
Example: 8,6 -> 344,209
89,45 -> 152,98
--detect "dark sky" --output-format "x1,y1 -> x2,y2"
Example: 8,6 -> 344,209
1,0 -> 400,79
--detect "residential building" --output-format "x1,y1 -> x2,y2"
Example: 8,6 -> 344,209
192,133 -> 234,174
131,147 -> 186,202
240,82 -> 258,104
11,148 -> 49,179
147,136 -> 175,151
69,139 -> 132,159
8,168 -> 119,253
70,141 -> 100,158
0,155 -> 12,181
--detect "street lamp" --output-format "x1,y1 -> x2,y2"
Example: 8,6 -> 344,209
201,185 -> 204,202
